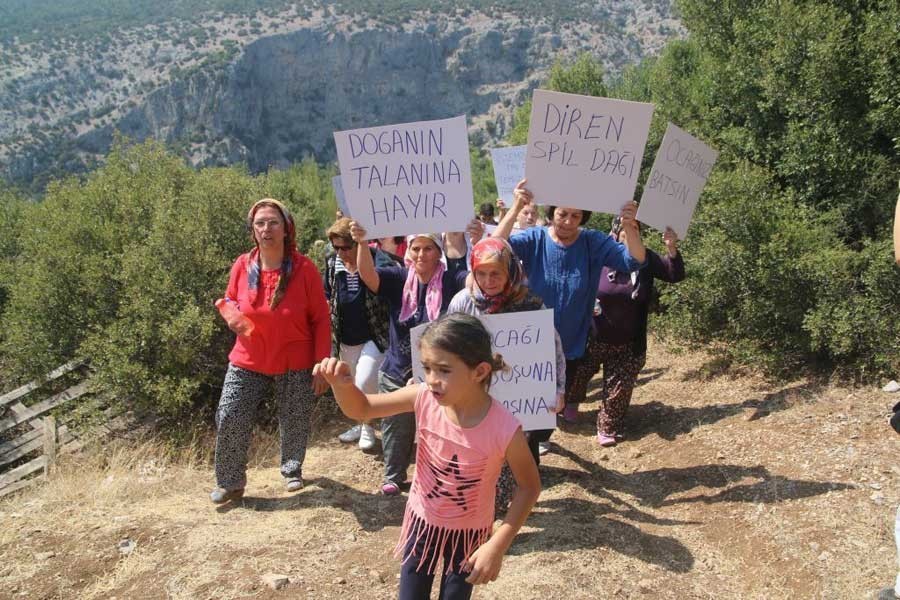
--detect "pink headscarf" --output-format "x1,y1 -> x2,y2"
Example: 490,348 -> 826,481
398,234 -> 446,323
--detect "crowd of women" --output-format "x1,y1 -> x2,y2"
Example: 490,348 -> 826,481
208,181 -> 685,599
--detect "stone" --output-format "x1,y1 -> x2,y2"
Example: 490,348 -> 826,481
117,539 -> 136,556
334,577 -> 346,585
883,380 -> 900,393
262,573 -> 290,591
872,492 -> 886,505
369,570 -> 385,583
34,551 -> 55,560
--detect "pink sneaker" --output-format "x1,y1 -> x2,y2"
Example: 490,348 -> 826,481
562,404 -> 579,423
597,433 -> 617,447
381,482 -> 401,496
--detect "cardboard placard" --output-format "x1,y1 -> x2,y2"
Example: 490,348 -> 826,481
490,145 -> 527,204
334,115 -> 475,238
637,123 -> 719,239
526,90 -> 654,214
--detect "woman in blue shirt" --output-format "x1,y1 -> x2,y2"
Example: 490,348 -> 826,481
492,180 -> 646,456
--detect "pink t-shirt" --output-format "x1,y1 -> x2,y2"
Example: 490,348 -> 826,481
395,384 -> 522,574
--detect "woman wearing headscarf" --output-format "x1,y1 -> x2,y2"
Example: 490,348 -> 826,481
209,199 -> 331,504
350,222 -> 471,495
324,217 -> 399,451
447,237 -> 565,511
447,237 -> 565,416
569,221 -> 685,447
491,179 -> 647,455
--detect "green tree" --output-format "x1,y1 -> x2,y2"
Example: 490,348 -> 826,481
0,139 -> 336,416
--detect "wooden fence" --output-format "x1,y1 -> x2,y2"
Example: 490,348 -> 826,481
0,361 -> 87,497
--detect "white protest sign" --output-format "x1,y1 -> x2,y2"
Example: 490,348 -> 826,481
331,175 -> 350,217
410,309 -> 557,431
637,123 -> 718,239
525,90 -> 654,214
334,115 -> 475,238
490,145 -> 527,204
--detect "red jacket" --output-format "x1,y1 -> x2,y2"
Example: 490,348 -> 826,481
225,251 -> 331,375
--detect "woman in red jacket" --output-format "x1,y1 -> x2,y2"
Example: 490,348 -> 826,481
210,198 -> 331,504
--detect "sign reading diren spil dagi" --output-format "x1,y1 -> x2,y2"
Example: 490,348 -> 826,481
333,115 -> 475,238
525,90 -> 654,215
410,309 -> 557,431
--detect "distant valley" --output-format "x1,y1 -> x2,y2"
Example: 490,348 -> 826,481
0,2 -> 681,192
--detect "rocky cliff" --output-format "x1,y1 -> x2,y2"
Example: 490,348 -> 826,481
0,6 -> 682,191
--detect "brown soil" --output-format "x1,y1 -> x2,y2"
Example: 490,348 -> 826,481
1,341 -> 896,599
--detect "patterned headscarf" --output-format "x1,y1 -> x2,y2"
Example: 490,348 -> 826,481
468,237 -> 542,314
246,198 -> 297,309
399,234 -> 446,323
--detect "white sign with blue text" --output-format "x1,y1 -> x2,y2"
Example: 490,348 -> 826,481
334,115 -> 475,238
526,89 -> 654,215
490,145 -> 527,204
410,309 -> 557,431
637,123 -> 718,239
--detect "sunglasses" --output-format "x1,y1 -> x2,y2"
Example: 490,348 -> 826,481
333,243 -> 355,252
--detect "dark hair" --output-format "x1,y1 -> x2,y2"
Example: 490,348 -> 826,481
545,205 -> 592,226
419,314 -> 505,386
478,202 -> 495,218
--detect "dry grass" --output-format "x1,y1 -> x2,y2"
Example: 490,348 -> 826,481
1,341 -> 897,599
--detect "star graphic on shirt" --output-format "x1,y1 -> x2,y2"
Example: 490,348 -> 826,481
425,453 -> 480,512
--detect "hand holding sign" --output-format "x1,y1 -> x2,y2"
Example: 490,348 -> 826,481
663,227 -> 679,257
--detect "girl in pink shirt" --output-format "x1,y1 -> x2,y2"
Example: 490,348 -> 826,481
314,313 -> 540,599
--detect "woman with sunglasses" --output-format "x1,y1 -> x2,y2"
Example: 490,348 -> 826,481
325,217 -> 400,451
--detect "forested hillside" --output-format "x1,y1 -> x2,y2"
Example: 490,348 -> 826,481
0,0 -> 679,193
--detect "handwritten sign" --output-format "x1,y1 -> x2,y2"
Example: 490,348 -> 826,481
525,90 -> 654,214
410,310 -> 557,431
332,175 -> 351,217
334,116 -> 475,238
637,123 -> 718,239
490,145 -> 527,204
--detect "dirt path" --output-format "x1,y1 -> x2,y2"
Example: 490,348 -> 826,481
1,342 -> 897,599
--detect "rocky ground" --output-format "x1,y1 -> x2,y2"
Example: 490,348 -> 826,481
1,340 -> 896,599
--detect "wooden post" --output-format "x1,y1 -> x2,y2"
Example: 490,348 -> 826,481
43,416 -> 56,476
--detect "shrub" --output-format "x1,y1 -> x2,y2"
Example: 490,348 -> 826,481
0,140 -> 335,417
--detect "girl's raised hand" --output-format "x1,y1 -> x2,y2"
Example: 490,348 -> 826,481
463,541 -> 504,585
312,357 -> 353,386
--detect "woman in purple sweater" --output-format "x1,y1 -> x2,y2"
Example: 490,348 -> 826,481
570,220 -> 685,447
